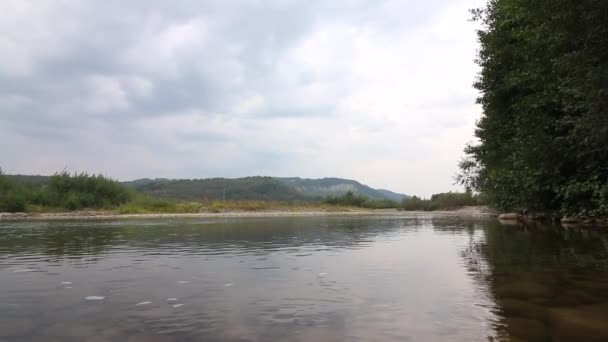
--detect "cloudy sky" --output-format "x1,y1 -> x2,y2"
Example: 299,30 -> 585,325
0,0 -> 484,196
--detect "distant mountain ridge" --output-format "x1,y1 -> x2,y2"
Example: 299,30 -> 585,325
276,177 -> 408,202
5,174 -> 409,202
125,176 -> 409,202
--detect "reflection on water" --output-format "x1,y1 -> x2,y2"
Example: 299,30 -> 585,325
461,220 -> 608,342
1,214 -> 607,341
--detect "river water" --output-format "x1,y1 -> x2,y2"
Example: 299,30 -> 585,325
1,213 -> 607,341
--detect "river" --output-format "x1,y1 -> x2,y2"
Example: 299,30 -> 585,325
1,213 -> 607,341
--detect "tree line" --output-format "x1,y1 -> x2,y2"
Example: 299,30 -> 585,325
458,0 -> 608,217
323,190 -> 483,211
1,169 -> 481,213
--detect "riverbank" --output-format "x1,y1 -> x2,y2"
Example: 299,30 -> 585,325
0,206 -> 495,221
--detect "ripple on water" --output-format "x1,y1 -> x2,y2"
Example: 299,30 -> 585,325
2,216 -> 608,341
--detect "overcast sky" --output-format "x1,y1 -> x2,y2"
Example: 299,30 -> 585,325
0,0 -> 485,196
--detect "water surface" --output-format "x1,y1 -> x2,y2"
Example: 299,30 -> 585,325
1,213 -> 607,341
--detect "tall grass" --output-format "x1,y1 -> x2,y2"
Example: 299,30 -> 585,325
118,196 -> 202,214
0,170 -> 132,212
47,171 -> 132,209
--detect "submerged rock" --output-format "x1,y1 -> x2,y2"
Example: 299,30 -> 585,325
553,288 -> 603,306
498,219 -> 521,226
561,217 -> 579,223
499,299 -> 549,322
499,213 -> 520,220
550,303 -> 608,341
495,281 -> 553,300
504,317 -> 548,342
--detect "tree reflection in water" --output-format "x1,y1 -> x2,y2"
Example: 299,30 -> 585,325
459,219 -> 608,341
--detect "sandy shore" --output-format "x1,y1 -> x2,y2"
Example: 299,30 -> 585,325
0,209 -> 373,221
0,206 -> 495,221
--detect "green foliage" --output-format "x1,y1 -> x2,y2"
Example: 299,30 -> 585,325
118,196 -> 202,214
401,196 -> 434,211
1,191 -> 27,212
0,170 -> 132,212
47,171 -> 132,210
459,0 -> 608,216
210,201 -> 224,213
0,169 -> 28,212
323,191 -> 400,209
401,192 -> 483,211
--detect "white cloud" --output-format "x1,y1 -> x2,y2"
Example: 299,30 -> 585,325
0,0 -> 485,196
124,17 -> 209,76
83,75 -> 130,113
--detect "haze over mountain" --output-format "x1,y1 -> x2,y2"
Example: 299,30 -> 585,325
6,174 -> 409,202
124,176 -> 409,202
277,178 -> 407,202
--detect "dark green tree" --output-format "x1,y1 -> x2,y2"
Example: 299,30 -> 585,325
459,0 -> 608,216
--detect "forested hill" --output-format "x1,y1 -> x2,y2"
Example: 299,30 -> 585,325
124,177 -> 409,202
276,177 -> 407,202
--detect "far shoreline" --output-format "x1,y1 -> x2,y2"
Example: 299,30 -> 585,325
0,206 -> 494,222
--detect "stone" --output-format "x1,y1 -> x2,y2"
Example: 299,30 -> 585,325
499,213 -> 520,220
549,303 -> 608,342
499,298 -> 549,322
504,317 -> 548,342
552,288 -> 603,306
495,281 -> 553,300
561,217 -> 579,223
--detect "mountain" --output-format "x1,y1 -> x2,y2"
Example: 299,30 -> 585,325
276,177 -> 409,201
125,176 -> 409,202
123,177 -> 305,201
5,174 -> 410,202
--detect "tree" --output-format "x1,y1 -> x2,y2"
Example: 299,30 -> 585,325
459,0 -> 608,216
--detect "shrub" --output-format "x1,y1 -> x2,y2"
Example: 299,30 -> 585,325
210,201 -> 224,213
1,191 -> 27,212
48,171 -> 132,209
401,192 -> 483,211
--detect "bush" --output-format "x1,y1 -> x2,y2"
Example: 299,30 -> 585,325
0,170 -> 28,212
210,201 -> 224,213
323,191 -> 400,209
401,192 -> 483,211
0,169 -> 133,212
1,191 -> 27,212
48,171 -> 132,209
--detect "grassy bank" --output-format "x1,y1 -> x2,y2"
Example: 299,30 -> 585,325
0,170 -> 358,214
118,197 -> 354,214
1,170 -> 485,214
